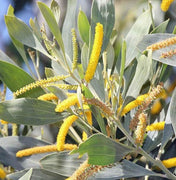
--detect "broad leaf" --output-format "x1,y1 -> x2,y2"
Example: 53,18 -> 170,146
170,88 -> 176,136
40,151 -> 87,176
126,53 -> 152,98
0,137 -> 51,170
78,10 -> 90,46
91,0 -> 115,52
92,160 -> 158,180
0,60 -> 44,98
5,16 -> 51,58
7,168 -> 66,180
0,50 -> 16,65
0,98 -> 67,125
137,33 -> 176,66
71,134 -> 133,165
125,10 -> 151,67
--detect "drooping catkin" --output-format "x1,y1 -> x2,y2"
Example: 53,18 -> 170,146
146,36 -> 176,51
55,94 -> 80,112
84,98 -> 113,116
162,157 -> 176,168
161,0 -> 174,12
38,93 -> 58,101
0,167 -> 6,180
160,49 -> 176,58
130,84 -> 164,130
146,121 -> 165,132
16,144 -> 77,158
14,75 -> 69,97
135,113 -> 147,146
68,159 -> 108,180
84,23 -> 103,82
71,28 -> 78,71
57,115 -> 78,151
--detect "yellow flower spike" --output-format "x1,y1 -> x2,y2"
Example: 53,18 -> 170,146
0,120 -> 8,125
14,75 -> 69,97
57,115 -> 78,151
161,49 -> 176,59
55,94 -> 80,112
16,145 -> 58,157
135,113 -> 147,146
146,121 -> 165,132
44,83 -> 78,91
16,144 -> 77,158
147,36 -> 176,51
161,0 -> 174,12
71,28 -> 78,71
0,167 -> 6,180
162,157 -> 176,168
119,94 -> 149,116
84,23 -> 103,82
38,93 -> 58,101
82,131 -> 88,141
151,100 -> 162,115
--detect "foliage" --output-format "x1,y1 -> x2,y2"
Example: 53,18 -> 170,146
1,0 -> 176,179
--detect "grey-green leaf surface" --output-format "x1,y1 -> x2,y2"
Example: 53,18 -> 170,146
137,33 -> 176,66
0,50 -> 16,65
0,60 -> 44,98
0,136 -> 51,170
170,88 -> 176,136
126,53 -> 152,98
161,104 -> 174,149
78,10 -> 90,46
38,2 -> 65,56
125,10 -> 151,67
151,19 -> 169,34
89,160 -> 158,180
40,151 -> 87,176
71,133 -> 133,165
0,98 -> 67,125
91,0 -> 115,52
19,169 -> 33,180
50,0 -> 60,24
7,169 -> 66,180
5,16 -> 50,58
61,0 -> 77,60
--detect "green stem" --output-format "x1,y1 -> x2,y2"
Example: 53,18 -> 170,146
114,118 -> 176,179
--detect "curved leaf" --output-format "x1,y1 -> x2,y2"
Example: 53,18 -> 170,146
5,16 -> 51,58
0,60 -> 44,98
37,2 -> 65,56
92,160 -> 158,180
40,151 -> 87,176
170,88 -> 176,136
78,10 -> 90,46
7,168 -> 66,180
0,136 -> 50,170
71,133 -> 133,165
137,33 -> 176,66
125,10 -> 151,67
0,98 -> 67,125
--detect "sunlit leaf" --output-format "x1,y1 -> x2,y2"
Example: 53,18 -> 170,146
5,16 -> 51,58
19,169 -> 33,180
71,134 -> 133,165
78,10 -> 90,46
0,98 -> 67,125
125,10 -> 151,67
